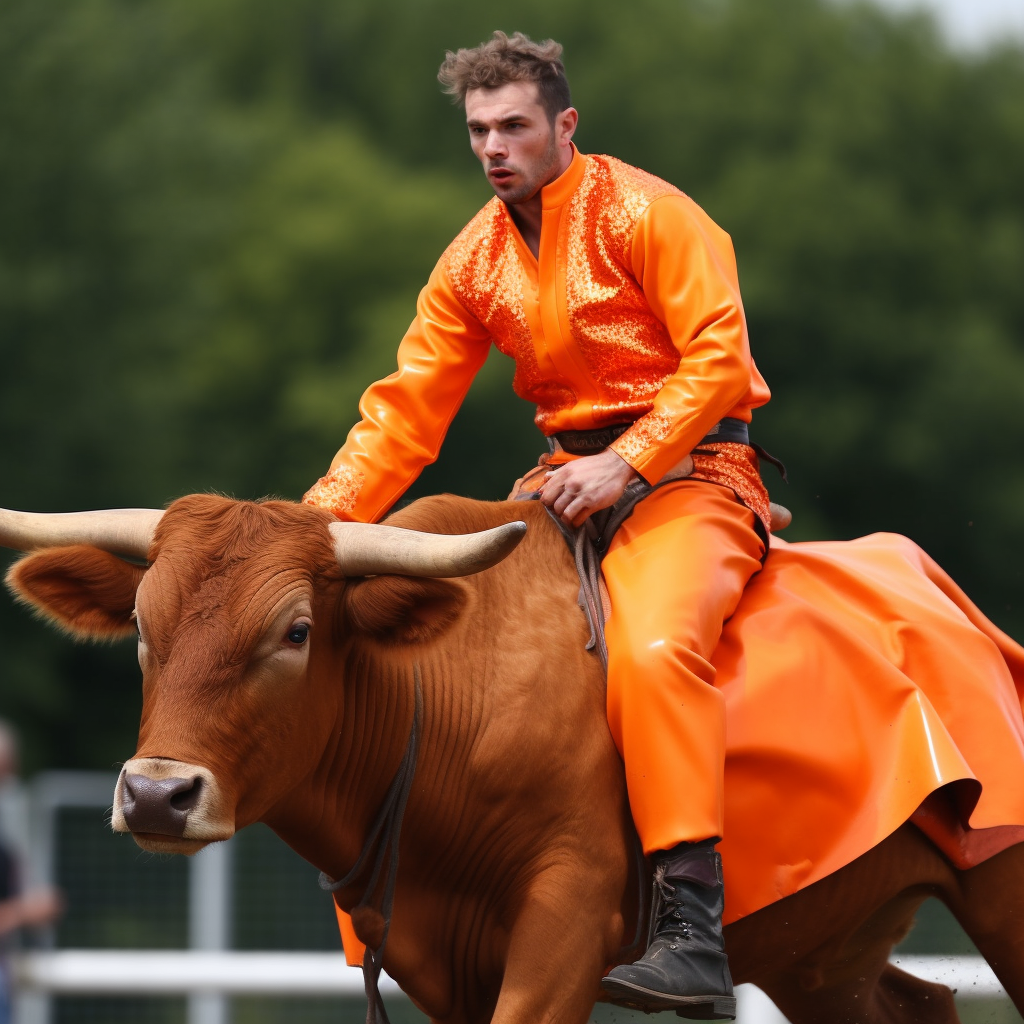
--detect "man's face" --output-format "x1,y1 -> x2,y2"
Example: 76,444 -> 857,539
465,81 -> 576,206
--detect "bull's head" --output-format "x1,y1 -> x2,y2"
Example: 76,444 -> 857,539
1,498 -> 526,855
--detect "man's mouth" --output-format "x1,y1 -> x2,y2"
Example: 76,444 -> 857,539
488,167 -> 516,185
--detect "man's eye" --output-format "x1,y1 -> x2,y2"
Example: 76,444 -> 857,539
286,624 -> 310,645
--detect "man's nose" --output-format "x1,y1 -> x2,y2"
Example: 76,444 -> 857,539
483,130 -> 506,158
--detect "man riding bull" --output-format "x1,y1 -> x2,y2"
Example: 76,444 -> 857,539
303,30 -> 772,1020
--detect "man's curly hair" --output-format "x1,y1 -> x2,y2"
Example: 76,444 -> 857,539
438,31 -> 571,121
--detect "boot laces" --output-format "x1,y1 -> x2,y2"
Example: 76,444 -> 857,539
653,863 -> 693,942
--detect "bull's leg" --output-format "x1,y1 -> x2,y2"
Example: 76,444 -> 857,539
726,825 -> 962,1024
943,841 -> 1024,1014
487,873 -> 618,1024
761,961 -> 960,1024
753,921 -> 958,1024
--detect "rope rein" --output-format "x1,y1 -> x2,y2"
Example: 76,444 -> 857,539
319,670 -> 423,1024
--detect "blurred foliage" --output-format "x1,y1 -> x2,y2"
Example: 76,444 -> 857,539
0,0 -> 1022,771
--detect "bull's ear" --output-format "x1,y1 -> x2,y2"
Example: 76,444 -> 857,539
5,545 -> 147,640
342,575 -> 466,644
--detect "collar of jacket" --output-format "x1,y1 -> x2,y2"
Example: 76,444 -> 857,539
536,144 -> 588,211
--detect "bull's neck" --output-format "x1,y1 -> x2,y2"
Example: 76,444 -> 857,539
263,646 -> 442,890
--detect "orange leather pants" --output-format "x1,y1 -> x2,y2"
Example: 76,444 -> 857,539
603,479 -> 765,855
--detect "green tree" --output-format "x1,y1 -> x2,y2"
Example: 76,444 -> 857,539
1,0 -> 1022,771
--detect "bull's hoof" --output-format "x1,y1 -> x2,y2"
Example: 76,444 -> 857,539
600,977 -> 736,1020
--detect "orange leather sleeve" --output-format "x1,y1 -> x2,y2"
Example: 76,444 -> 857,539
303,262 -> 492,522
609,195 -> 770,485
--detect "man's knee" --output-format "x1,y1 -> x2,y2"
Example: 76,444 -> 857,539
607,632 -> 717,692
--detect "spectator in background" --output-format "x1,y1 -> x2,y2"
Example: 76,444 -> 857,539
0,721 -> 62,1024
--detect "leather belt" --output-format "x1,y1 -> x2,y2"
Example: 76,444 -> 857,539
550,417 -> 750,457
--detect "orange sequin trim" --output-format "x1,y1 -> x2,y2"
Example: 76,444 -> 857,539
302,465 -> 365,519
689,443 -> 771,534
609,410 -> 675,465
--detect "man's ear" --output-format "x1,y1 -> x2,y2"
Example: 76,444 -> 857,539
342,575 -> 467,645
5,546 -> 148,640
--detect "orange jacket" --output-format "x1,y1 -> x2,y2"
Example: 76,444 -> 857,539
304,148 -> 769,522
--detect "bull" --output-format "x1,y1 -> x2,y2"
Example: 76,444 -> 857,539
3,492 -> 1024,1024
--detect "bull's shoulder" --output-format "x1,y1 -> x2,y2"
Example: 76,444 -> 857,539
386,495 -> 559,550
347,496 -> 580,656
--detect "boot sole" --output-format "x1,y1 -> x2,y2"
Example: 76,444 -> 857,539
600,977 -> 736,1020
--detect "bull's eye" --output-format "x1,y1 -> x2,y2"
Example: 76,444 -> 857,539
286,623 -> 310,645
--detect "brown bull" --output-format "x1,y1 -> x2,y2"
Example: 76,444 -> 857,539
4,493 -> 1024,1024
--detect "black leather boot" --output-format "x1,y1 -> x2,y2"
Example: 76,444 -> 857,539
601,840 -> 735,1020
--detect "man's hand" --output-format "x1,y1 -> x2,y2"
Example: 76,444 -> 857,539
538,448 -> 638,527
0,886 -> 63,937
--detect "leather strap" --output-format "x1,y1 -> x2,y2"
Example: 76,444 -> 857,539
551,417 -> 752,457
552,421 -> 633,455
549,417 -> 788,483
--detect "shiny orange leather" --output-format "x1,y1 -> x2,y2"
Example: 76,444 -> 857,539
716,533 -> 1024,924
603,480 -> 765,854
303,147 -> 769,522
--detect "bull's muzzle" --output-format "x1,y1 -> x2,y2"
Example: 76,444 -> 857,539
120,773 -> 203,837
113,758 -> 234,853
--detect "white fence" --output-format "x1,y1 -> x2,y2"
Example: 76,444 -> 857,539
9,951 -> 1008,1023
13,951 -> 376,996
0,773 -> 1016,1024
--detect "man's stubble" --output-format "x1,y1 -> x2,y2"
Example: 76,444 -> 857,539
489,129 -> 561,207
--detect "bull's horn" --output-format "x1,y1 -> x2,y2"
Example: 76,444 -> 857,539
0,508 -> 163,559
329,520 -> 528,578
769,503 -> 792,532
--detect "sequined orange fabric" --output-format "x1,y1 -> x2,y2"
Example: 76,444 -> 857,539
302,465 -> 364,518
441,202 -> 576,415
562,159 -> 684,405
304,147 -> 770,522
608,409 -> 675,467
690,443 -> 772,535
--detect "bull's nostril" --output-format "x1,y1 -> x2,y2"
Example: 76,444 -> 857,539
169,777 -> 202,812
123,774 -> 139,803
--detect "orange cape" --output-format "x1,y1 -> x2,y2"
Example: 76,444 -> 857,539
717,532 -> 1024,923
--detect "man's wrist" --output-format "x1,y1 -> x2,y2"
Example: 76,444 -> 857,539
601,447 -> 639,485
